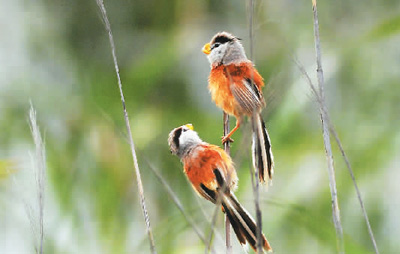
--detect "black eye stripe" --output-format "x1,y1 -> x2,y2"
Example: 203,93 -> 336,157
173,128 -> 182,148
213,35 -> 233,44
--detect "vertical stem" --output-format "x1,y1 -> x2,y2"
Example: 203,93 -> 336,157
223,112 -> 232,254
329,127 -> 380,254
223,113 -> 231,154
95,1 -> 156,253
311,1 -> 344,253
146,161 -> 209,246
254,116 -> 264,254
248,1 -> 263,253
29,104 -> 46,254
225,215 -> 231,254
294,55 -> 379,254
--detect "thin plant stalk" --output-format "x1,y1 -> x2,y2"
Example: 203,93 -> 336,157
10,162 -> 39,254
223,112 -> 232,254
329,127 -> 379,254
12,103 -> 47,253
204,181 -> 225,254
29,104 -> 46,254
95,1 -> 156,253
248,0 -> 263,253
146,161 -> 205,242
145,160 -> 215,251
293,56 -> 379,254
207,205 -> 221,254
311,1 -> 344,251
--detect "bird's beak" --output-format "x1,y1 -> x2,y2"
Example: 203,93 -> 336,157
184,124 -> 194,131
202,43 -> 211,55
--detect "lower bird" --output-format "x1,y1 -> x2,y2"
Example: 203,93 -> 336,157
168,124 -> 272,252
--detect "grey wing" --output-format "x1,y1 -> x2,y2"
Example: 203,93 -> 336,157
231,78 -> 265,115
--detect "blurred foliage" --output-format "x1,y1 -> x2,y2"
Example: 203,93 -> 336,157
0,161 -> 15,179
1,0 -> 400,253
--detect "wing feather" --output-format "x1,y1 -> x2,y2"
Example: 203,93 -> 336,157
231,78 -> 265,115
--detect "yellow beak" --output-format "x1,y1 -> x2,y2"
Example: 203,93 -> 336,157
202,43 -> 211,55
184,123 -> 194,131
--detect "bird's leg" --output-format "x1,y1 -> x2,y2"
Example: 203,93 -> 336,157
221,119 -> 240,144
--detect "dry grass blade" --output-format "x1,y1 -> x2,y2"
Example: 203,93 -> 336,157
329,126 -> 380,254
145,160 -> 209,246
29,103 -> 46,254
95,1 -> 156,253
206,205 -> 221,254
310,1 -> 345,253
247,0 -> 263,253
293,55 -> 380,254
223,112 -> 232,254
9,167 -> 39,253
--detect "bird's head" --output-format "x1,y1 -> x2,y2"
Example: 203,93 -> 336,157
202,31 -> 248,66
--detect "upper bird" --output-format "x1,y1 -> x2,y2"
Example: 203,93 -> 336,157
202,31 -> 274,183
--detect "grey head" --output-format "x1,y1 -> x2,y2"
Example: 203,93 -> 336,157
168,124 -> 203,158
205,31 -> 248,66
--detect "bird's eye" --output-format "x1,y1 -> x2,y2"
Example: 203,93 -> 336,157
211,43 -> 220,50
183,128 -> 187,132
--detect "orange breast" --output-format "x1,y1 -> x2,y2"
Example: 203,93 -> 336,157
208,62 -> 265,117
182,144 -> 237,193
208,65 -> 237,117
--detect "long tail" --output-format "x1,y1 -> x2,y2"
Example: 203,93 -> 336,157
221,192 -> 272,252
251,113 -> 274,183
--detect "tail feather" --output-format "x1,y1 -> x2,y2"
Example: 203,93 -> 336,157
221,200 -> 247,245
222,192 -> 272,252
252,114 -> 274,183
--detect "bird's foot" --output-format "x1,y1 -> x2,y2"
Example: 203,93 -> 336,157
221,136 -> 234,144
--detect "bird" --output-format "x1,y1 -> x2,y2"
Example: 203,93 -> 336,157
168,124 -> 272,252
202,31 -> 274,184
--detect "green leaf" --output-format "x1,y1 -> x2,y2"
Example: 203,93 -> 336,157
365,15 -> 400,42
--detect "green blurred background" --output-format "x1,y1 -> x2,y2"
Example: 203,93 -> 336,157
1,0 -> 399,253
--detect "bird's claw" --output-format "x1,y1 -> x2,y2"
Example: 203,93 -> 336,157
221,136 -> 234,144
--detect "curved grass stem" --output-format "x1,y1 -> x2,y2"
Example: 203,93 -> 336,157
95,1 -> 156,252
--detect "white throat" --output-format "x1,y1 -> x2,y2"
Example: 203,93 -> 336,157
178,130 -> 203,157
207,41 -> 248,66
